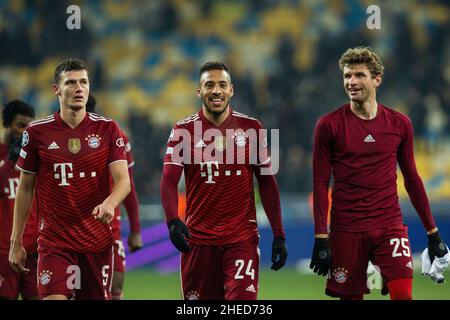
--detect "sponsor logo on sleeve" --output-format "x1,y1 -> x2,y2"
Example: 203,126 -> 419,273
116,138 -> 125,147
20,149 -> 27,159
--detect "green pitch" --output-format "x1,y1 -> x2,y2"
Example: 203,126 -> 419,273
123,268 -> 450,300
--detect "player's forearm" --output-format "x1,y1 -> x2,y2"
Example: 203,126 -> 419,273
160,164 -> 183,222
104,175 -> 131,210
10,183 -> 34,245
123,179 -> 141,233
256,173 -> 285,238
160,174 -> 180,222
313,180 -> 330,235
404,176 -> 436,232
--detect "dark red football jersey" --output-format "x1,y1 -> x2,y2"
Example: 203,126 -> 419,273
0,143 -> 38,255
164,108 -> 271,245
16,112 -> 127,253
313,104 -> 435,234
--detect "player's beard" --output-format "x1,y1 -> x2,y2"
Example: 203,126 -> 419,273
202,95 -> 230,117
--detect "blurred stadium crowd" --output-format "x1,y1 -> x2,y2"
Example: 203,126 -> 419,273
0,0 -> 449,202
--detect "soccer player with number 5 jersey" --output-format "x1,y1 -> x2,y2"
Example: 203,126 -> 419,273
9,58 -> 130,300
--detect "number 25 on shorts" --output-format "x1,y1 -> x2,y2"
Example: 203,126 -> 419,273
390,238 -> 411,257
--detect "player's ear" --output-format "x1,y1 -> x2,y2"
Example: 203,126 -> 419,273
53,83 -> 60,96
196,86 -> 201,98
374,74 -> 382,88
229,83 -> 234,98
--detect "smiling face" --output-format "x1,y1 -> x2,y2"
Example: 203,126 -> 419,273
197,69 -> 234,117
343,63 -> 381,104
53,69 -> 89,111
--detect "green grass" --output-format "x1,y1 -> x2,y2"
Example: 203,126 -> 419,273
123,267 -> 450,300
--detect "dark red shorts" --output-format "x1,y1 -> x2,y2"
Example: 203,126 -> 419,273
0,252 -> 38,299
326,225 -> 414,297
37,246 -> 113,300
181,237 -> 260,300
113,239 -> 126,273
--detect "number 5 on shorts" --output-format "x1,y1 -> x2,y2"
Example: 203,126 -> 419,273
390,238 -> 411,257
234,259 -> 255,280
102,265 -> 110,286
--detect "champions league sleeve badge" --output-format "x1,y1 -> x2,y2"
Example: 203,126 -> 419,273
21,130 -> 29,147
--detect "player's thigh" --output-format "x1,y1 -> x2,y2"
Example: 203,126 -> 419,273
21,252 -> 39,299
0,254 -> 20,299
113,239 -> 126,273
370,225 -> 414,284
222,237 -> 260,300
181,243 -> 224,300
37,246 -> 77,299
76,246 -> 113,300
326,230 -> 370,297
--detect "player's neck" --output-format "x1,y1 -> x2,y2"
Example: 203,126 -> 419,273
202,105 -> 230,126
350,99 -> 378,120
60,106 -> 86,129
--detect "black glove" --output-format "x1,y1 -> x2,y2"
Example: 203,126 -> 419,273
428,231 -> 448,263
271,236 -> 288,271
167,218 -> 191,253
8,136 -> 22,162
309,238 -> 331,276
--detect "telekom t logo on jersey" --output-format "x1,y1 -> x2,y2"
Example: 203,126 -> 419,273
54,163 -> 97,186
4,178 -> 19,199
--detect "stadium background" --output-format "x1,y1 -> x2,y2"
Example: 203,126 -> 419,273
0,0 -> 449,299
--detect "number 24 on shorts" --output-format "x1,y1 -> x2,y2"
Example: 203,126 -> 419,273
234,259 -> 255,280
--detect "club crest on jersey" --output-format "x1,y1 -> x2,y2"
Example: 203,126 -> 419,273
85,134 -> 102,149
39,270 -> 53,286
185,290 -> 200,300
234,130 -> 247,147
68,138 -> 81,154
333,268 -> 348,284
214,136 -> 226,152
22,130 -> 29,147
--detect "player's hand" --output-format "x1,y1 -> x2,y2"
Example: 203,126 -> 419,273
8,136 -> 22,163
92,203 -> 115,224
271,236 -> 288,271
310,238 -> 331,276
428,231 -> 448,263
127,232 -> 143,252
167,218 -> 191,253
9,243 -> 30,274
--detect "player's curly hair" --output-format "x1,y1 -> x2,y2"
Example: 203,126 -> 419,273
339,47 -> 384,78
2,99 -> 35,128
199,61 -> 231,80
54,58 -> 88,84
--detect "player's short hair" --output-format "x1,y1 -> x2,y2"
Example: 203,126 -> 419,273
339,47 -> 384,78
2,99 -> 35,128
86,94 -> 96,113
198,61 -> 231,81
54,58 -> 88,84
